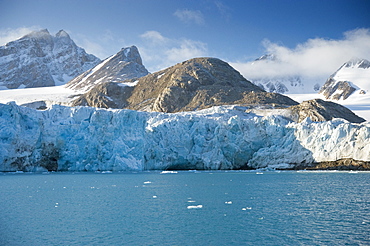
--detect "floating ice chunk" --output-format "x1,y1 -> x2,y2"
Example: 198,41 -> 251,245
143,181 -> 152,184
160,171 -> 178,174
242,207 -> 252,210
225,201 -> 232,204
187,200 -> 196,203
187,205 -> 203,209
152,196 -> 157,198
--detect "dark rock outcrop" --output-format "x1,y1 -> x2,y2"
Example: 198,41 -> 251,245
289,99 -> 365,123
292,158 -> 370,171
71,82 -> 134,108
320,78 -> 356,100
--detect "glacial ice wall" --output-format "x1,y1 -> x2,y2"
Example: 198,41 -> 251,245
0,102 -> 369,171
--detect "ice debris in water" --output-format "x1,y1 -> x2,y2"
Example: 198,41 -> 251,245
225,201 -> 232,204
187,205 -> 203,209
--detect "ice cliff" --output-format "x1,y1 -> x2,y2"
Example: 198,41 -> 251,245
1,102 -> 369,172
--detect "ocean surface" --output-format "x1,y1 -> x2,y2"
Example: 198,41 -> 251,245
0,171 -> 369,246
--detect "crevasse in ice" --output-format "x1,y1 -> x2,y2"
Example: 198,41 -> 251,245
1,102 -> 369,171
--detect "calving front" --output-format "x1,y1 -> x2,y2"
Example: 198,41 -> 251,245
1,102 -> 369,171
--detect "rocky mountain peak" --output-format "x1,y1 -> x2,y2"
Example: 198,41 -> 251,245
55,29 -> 70,39
343,58 -> 370,69
24,29 -> 51,39
320,58 -> 370,100
254,54 -> 276,62
0,29 -> 100,89
66,45 -> 149,91
119,46 -> 143,65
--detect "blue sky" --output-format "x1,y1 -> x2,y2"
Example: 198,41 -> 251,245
0,0 -> 369,73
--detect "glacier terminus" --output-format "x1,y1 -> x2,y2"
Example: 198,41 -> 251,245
1,102 -> 369,172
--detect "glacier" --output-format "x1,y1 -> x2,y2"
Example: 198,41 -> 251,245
1,102 -> 369,172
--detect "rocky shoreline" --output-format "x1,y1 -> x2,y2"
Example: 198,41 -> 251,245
284,158 -> 370,171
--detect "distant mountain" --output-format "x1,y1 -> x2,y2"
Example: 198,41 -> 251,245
66,46 -> 149,92
320,58 -> 370,100
0,29 -> 100,89
72,57 -> 298,112
245,54 -> 322,94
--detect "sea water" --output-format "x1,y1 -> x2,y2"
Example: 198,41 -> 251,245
0,171 -> 369,245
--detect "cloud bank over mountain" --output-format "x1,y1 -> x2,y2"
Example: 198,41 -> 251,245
139,30 -> 208,72
231,28 -> 370,80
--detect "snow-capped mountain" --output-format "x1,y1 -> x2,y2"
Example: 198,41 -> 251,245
0,29 -> 100,89
320,58 -> 370,100
66,46 -> 149,92
0,102 -> 368,171
233,54 -> 323,94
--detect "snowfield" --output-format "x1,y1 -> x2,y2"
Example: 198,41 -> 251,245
1,102 -> 369,172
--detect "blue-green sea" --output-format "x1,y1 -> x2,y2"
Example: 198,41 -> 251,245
1,171 -> 369,245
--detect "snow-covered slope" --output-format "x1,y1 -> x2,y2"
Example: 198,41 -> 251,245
1,102 -> 369,172
0,29 -> 100,89
320,58 -> 370,100
66,46 -> 149,92
231,54 -> 323,94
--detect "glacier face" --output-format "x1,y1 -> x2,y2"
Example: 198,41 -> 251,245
1,102 -> 369,172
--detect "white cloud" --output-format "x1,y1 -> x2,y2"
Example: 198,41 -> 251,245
139,30 -> 208,72
174,9 -> 205,25
231,28 -> 370,80
0,26 -> 41,45
140,30 -> 168,44
214,1 -> 231,21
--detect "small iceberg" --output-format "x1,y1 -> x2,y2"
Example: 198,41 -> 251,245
187,205 -> 203,209
160,171 -> 178,174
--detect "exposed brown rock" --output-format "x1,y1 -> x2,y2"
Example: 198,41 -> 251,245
71,82 -> 133,108
288,98 -> 365,123
302,158 -> 370,171
126,57 -> 298,112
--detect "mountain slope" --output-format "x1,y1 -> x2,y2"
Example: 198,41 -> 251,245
320,58 -> 370,100
233,54 -> 323,94
126,57 -> 298,112
288,99 -> 365,123
0,29 -> 100,89
72,57 -> 298,112
66,46 -> 149,92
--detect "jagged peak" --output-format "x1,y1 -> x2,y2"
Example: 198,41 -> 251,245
343,57 -> 370,69
23,29 -> 51,39
55,29 -> 70,39
255,54 -> 276,62
116,45 -> 143,65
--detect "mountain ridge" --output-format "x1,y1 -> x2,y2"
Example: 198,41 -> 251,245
0,29 -> 100,89
66,45 -> 149,92
320,58 -> 370,100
